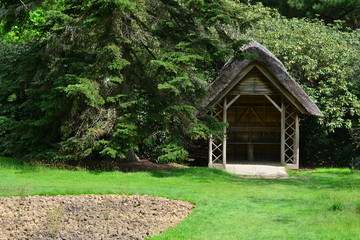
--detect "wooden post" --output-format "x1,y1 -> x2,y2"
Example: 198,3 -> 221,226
294,113 -> 300,169
209,135 -> 213,166
247,144 -> 254,161
223,97 -> 227,165
281,98 -> 285,165
226,94 -> 241,109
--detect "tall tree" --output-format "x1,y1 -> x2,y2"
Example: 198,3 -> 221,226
245,16 -> 360,166
0,0 -> 272,162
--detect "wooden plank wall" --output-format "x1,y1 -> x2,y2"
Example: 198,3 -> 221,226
225,68 -> 282,163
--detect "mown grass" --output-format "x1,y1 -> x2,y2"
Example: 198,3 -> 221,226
1,156 -> 360,240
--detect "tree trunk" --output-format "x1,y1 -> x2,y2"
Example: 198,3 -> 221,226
124,149 -> 140,162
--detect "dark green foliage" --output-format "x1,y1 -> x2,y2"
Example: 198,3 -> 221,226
251,0 -> 360,29
0,0 -> 270,162
1,1 -> 358,166
157,143 -> 192,163
246,17 -> 360,167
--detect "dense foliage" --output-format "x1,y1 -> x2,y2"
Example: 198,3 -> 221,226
245,17 -> 360,166
252,0 -> 360,29
0,0 -> 271,162
1,0 -> 359,167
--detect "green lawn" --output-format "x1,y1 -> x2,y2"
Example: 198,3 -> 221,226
1,156 -> 360,240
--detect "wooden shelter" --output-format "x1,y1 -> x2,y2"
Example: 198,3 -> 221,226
205,41 -> 322,170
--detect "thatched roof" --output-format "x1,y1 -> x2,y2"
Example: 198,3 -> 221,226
205,41 -> 323,117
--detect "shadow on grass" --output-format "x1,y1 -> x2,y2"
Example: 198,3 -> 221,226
149,166 -> 360,190
0,157 -> 75,174
2,156 -> 359,191
0,157 -> 25,169
0,157 -> 40,174
151,167 -> 234,179
88,170 -> 105,175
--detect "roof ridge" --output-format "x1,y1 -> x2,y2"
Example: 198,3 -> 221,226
204,42 -> 323,117
242,41 -> 287,73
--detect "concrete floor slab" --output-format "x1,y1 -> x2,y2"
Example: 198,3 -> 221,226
225,164 -> 288,177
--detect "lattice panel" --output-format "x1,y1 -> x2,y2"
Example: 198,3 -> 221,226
211,138 -> 223,164
213,102 -> 223,121
284,104 -> 296,164
210,101 -> 224,164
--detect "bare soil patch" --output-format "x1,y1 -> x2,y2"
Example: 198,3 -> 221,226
65,159 -> 183,172
0,194 -> 194,239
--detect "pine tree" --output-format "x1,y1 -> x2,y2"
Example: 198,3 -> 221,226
0,0 -> 271,162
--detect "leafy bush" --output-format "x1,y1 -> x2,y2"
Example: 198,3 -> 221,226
245,17 -> 360,167
157,144 -> 192,163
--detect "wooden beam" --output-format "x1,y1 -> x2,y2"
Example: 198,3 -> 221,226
250,108 -> 276,140
294,113 -> 300,169
228,126 -> 281,132
209,64 -> 255,107
223,97 -> 227,165
226,94 -> 241,109
247,144 -> 254,161
265,95 -> 282,113
209,135 -> 213,166
227,142 -> 280,145
209,110 -> 213,165
236,107 -> 250,123
280,98 -> 285,165
223,103 -> 279,107
256,64 -> 307,114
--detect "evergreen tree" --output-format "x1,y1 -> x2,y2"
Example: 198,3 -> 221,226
0,0 -> 271,162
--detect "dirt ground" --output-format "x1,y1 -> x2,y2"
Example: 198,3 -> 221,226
0,194 -> 194,240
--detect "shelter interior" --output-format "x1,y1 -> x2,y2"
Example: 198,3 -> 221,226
211,66 -> 299,167
226,95 -> 281,164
